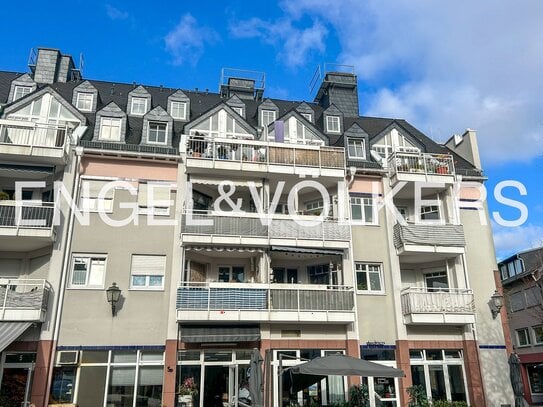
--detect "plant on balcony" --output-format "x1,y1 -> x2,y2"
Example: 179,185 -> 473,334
407,385 -> 429,407
0,191 -> 9,201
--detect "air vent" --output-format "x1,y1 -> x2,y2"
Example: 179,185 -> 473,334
57,350 -> 79,365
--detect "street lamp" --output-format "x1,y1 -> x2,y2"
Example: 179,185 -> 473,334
491,290 -> 504,319
106,282 -> 121,316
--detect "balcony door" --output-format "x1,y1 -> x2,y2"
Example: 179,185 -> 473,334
424,271 -> 448,292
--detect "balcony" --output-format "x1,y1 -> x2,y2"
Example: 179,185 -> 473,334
393,223 -> 465,261
0,279 -> 51,322
388,152 -> 455,186
181,212 -> 350,248
0,119 -> 71,165
176,283 -> 355,323
401,287 -> 476,325
0,202 -> 56,251
185,136 -> 345,177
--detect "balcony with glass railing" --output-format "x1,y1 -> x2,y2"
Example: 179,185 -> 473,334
400,287 -> 475,325
0,119 -> 72,164
388,152 -> 455,185
0,279 -> 51,322
176,282 -> 355,323
181,211 -> 350,248
184,136 -> 345,177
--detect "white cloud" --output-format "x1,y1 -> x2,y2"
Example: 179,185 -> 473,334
164,14 -> 218,66
229,16 -> 327,68
492,222 -> 543,260
105,4 -> 129,21
270,0 -> 543,164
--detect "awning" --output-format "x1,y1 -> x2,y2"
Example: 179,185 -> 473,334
271,246 -> 344,256
185,246 -> 264,253
189,176 -> 263,188
290,354 -> 405,377
0,322 -> 32,353
181,325 -> 260,343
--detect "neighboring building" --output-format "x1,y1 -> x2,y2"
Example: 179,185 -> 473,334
500,246 -> 543,405
0,47 -> 514,406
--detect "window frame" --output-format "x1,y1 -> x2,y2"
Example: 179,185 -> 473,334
130,97 -> 148,116
350,195 -> 378,225
68,254 -> 107,289
170,101 -> 187,120
355,262 -> 384,295
147,121 -> 168,145
76,92 -> 94,112
231,107 -> 244,116
347,138 -> 366,159
532,326 -> 543,345
217,265 -> 245,283
130,254 -> 166,291
261,110 -> 276,127
301,112 -> 312,122
517,328 -> 532,347
13,85 -> 32,101
326,115 -> 341,133
99,117 -> 122,142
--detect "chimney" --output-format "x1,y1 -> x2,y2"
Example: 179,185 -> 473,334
314,65 -> 359,116
219,68 -> 265,101
29,47 -> 82,84
445,129 -> 482,170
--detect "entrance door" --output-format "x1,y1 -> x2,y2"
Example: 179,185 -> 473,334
0,367 -> 32,407
203,366 -> 229,407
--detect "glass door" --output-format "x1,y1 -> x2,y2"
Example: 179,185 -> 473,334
0,367 -> 32,407
203,366 -> 229,407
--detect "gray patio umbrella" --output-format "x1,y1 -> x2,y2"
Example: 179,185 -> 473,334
509,353 -> 529,407
249,348 -> 264,407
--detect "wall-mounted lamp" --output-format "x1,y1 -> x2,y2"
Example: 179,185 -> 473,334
106,282 -> 121,316
491,290 -> 504,319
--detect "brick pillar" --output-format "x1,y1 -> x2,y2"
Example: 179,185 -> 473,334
462,340 -> 485,407
346,339 -> 361,387
260,340 -> 271,407
395,340 -> 411,407
30,339 -> 54,407
163,339 -> 178,407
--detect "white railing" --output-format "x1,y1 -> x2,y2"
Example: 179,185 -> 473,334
181,212 -> 350,241
401,287 -> 475,315
0,119 -> 71,152
0,201 -> 55,230
0,279 -> 51,318
186,136 -> 345,169
388,152 -> 455,177
176,282 -> 354,312
393,223 -> 465,248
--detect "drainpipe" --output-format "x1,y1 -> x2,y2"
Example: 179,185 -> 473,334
45,146 -> 83,402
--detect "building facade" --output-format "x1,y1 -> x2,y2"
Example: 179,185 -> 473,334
0,47 -> 514,406
499,247 -> 543,405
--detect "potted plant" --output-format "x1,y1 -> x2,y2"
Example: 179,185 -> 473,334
189,133 -> 206,158
178,377 -> 197,406
0,191 -> 9,201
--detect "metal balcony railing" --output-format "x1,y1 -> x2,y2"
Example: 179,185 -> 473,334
186,136 -> 345,169
181,212 -> 350,241
393,223 -> 465,248
176,283 -> 355,312
0,279 -> 51,318
388,152 -> 455,177
0,120 -> 71,152
0,201 -> 55,229
401,287 -> 475,315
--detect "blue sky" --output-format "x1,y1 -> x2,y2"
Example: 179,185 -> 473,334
2,0 -> 542,259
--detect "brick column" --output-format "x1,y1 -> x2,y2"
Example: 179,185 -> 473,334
163,339 -> 178,407
395,340 -> 411,407
462,340 -> 485,407
346,339 -> 361,387
30,339 -> 54,407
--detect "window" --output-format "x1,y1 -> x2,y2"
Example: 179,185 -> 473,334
305,198 -> 331,216
372,128 -> 419,160
138,183 -> 171,215
425,271 -> 449,291
130,255 -> 166,290
517,328 -> 532,347
147,122 -> 167,144
170,101 -> 187,120
272,267 -> 298,283
355,263 -> 384,294
347,139 -> 366,159
533,326 -> 543,344
261,110 -> 276,127
350,195 -> 377,224
326,116 -> 340,133
301,113 -> 312,122
218,266 -> 244,282
131,97 -> 147,115
80,179 -> 115,212
527,364 -> 543,394
189,109 -> 253,139
99,117 -> 122,141
231,107 -> 243,116
420,205 -> 440,221
70,255 -> 106,288
284,116 -> 323,145
76,92 -> 94,111
499,264 -> 508,280
13,85 -> 32,101
307,264 -> 330,285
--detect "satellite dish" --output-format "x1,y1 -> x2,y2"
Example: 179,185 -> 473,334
370,150 -> 384,164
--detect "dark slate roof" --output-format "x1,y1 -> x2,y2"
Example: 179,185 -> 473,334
0,70 -> 480,175
499,247 -> 543,286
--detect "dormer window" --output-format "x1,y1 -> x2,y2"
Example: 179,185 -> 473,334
76,92 -> 94,112
147,122 -> 167,145
170,101 -> 187,120
347,139 -> 366,159
232,107 -> 243,116
13,86 -> 32,101
131,97 -> 147,115
301,113 -> 312,122
326,116 -> 341,133
99,117 -> 122,141
261,110 -> 276,127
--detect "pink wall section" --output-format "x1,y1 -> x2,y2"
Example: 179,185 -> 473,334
81,156 -> 178,181
350,177 -> 383,194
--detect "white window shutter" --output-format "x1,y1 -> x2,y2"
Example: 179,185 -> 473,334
81,180 -> 115,199
131,255 -> 166,276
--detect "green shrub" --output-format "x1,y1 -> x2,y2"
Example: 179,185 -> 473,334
407,385 -> 430,407
432,401 -> 468,407
348,384 -> 370,407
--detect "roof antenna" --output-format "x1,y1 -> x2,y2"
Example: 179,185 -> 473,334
110,84 -> 115,96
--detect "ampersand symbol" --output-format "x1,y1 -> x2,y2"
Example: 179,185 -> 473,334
214,181 -> 243,212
